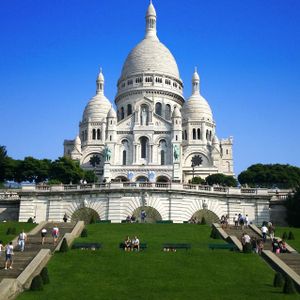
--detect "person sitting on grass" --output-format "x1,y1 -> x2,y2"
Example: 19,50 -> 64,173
131,236 -> 140,251
124,236 -> 131,251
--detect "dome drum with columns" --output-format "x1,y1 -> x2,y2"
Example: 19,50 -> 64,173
64,1 -> 234,182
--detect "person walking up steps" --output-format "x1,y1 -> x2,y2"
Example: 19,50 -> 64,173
52,225 -> 59,245
41,228 -> 47,245
18,230 -> 27,252
4,242 -> 14,270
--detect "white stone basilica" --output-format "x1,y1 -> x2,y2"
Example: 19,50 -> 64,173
64,1 -> 234,183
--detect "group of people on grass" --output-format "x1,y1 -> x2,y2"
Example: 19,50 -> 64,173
0,225 -> 60,270
124,236 -> 140,251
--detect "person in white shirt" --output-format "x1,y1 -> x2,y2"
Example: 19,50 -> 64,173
41,228 -> 47,245
18,230 -> 27,252
261,225 -> 268,242
131,236 -> 140,251
5,242 -> 14,270
0,240 -> 3,256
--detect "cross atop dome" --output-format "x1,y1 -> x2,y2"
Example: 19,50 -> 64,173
145,1 -> 158,40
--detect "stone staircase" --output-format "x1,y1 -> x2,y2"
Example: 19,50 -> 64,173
0,222 -> 75,282
223,225 -> 273,251
222,225 -> 300,282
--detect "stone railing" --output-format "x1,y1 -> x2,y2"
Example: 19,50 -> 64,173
16,183 -> 281,197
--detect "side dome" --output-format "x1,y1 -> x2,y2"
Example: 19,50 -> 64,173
107,106 -> 117,118
82,94 -> 112,122
182,69 -> 213,122
183,94 -> 213,122
120,38 -> 180,80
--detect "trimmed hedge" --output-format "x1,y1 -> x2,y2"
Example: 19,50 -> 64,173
40,267 -> 50,284
30,275 -> 43,291
60,238 -> 69,252
288,231 -> 295,240
81,228 -> 88,237
283,277 -> 297,294
273,272 -> 284,287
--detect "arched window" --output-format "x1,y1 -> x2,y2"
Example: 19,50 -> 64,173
92,129 -> 96,140
122,150 -> 127,165
210,131 -> 212,141
84,130 -> 87,141
155,102 -> 162,116
184,130 -> 187,140
176,135 -> 178,141
97,129 -> 101,140
140,137 -> 148,159
165,104 -> 171,120
206,130 -> 209,140
193,128 -> 196,140
127,104 -> 132,116
121,107 -> 125,119
197,128 -> 201,140
161,150 -> 165,165
81,131 -> 84,142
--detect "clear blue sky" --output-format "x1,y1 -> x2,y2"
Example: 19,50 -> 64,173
0,0 -> 299,176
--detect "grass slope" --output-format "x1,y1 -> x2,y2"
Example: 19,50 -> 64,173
0,222 -> 36,244
18,224 -> 299,300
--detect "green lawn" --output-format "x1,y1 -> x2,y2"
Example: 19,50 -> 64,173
0,221 -> 36,244
18,224 -> 299,300
275,227 -> 300,251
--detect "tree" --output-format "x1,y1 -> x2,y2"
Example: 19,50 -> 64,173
285,187 -> 300,227
0,145 -> 8,182
190,176 -> 206,185
205,174 -> 238,187
238,164 -> 300,189
49,157 -> 84,184
84,170 -> 97,183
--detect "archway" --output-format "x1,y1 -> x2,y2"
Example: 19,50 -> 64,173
114,176 -> 128,182
71,207 -> 100,224
132,206 -> 162,223
191,209 -> 219,225
156,176 -> 170,183
136,176 -> 149,183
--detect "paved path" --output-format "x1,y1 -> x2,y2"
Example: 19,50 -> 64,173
0,222 -> 74,282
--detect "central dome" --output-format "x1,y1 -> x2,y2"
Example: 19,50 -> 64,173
120,38 -> 180,80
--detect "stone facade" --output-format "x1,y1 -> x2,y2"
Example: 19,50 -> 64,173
15,184 -> 272,225
64,2 -> 234,183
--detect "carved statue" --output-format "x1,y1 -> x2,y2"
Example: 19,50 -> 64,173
173,145 -> 180,161
141,108 -> 147,125
104,146 -> 112,161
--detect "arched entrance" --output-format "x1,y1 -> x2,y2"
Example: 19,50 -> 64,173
136,176 -> 149,183
71,208 -> 100,224
132,206 -> 162,223
191,209 -> 219,225
156,176 -> 170,183
114,176 -> 128,182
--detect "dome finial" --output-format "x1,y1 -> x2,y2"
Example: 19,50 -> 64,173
192,67 -> 200,95
145,1 -> 158,40
96,67 -> 104,95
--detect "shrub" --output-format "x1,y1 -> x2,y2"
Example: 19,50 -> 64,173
60,238 -> 69,252
27,217 -> 33,223
273,272 -> 284,287
243,243 -> 252,254
6,228 -> 11,235
81,228 -> 88,237
90,215 -> 96,224
288,231 -> 295,240
210,227 -> 220,239
282,232 -> 288,240
30,275 -> 43,291
283,277 -> 296,294
40,267 -> 50,284
10,227 -> 16,235
200,217 -> 207,225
